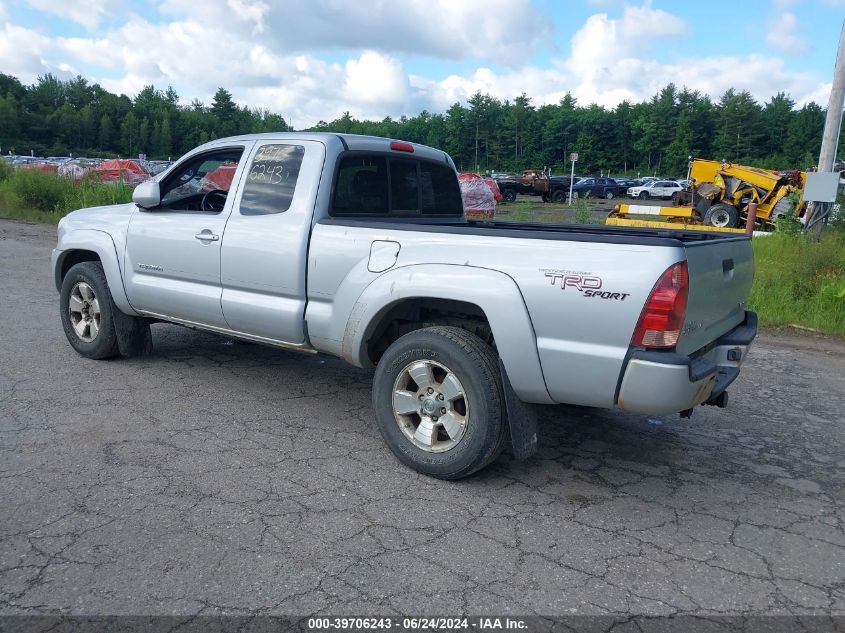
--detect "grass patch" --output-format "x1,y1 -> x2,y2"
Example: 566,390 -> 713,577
749,230 -> 845,337
0,168 -> 133,223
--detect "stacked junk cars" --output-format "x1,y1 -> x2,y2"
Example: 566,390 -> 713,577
458,172 -> 501,219
4,155 -> 162,185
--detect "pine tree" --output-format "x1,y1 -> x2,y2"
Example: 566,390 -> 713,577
138,118 -> 149,155
210,87 -> 238,136
714,90 -> 763,162
98,114 -> 112,151
784,103 -> 824,168
760,92 -> 795,166
120,111 -> 137,156
159,114 -> 172,158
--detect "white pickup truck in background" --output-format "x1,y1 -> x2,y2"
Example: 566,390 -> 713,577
51,133 -> 757,479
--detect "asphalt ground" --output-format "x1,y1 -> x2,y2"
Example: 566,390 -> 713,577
0,218 -> 843,618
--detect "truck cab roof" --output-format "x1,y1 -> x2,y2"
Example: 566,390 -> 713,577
190,132 -> 453,166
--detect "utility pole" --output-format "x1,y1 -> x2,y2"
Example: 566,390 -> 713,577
818,21 -> 845,173
807,20 -> 845,237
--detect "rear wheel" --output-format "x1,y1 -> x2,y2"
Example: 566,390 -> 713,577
605,190 -> 615,200
703,203 -> 739,228
551,189 -> 567,203
502,189 -> 517,203
60,262 -> 120,359
372,326 -> 507,479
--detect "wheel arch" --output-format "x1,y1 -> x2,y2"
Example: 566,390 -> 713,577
342,264 -> 553,404
53,230 -> 138,315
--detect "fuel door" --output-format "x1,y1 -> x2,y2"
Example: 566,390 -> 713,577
368,240 -> 401,273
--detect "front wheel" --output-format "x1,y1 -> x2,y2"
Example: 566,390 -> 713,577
60,261 -> 120,359
605,190 -> 615,200
551,189 -> 567,203
502,189 -> 517,203
638,191 -> 650,200
372,326 -> 507,479
703,203 -> 739,228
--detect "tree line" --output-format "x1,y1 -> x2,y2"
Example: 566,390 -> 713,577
0,72 -> 840,176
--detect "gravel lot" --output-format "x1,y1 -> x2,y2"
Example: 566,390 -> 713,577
1,218 -> 843,617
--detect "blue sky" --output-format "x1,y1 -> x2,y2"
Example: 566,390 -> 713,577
0,0 -> 842,127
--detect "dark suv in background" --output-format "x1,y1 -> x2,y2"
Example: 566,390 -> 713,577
569,177 -> 624,199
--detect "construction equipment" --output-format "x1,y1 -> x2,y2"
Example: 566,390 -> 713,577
607,159 -> 807,232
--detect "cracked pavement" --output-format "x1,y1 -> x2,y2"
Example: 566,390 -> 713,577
0,218 -> 843,617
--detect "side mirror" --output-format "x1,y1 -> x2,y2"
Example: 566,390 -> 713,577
133,180 -> 161,209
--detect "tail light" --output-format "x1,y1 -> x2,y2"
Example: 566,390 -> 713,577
390,141 -> 414,153
631,262 -> 689,348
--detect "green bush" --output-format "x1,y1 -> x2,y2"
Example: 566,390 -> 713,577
749,231 -> 845,337
0,160 -> 13,183
59,176 -> 133,213
8,169 -> 71,212
0,168 -> 135,215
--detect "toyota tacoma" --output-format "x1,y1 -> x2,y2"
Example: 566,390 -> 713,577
52,133 -> 757,479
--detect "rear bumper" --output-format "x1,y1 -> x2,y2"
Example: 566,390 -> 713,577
616,311 -> 757,415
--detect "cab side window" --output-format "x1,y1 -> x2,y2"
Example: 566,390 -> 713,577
158,148 -> 244,212
239,144 -> 305,216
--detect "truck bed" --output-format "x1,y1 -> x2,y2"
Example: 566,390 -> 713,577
318,217 -> 750,247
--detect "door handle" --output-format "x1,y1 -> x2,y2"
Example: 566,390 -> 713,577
195,231 -> 219,242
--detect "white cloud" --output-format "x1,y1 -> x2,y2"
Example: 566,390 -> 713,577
0,23 -> 54,81
414,5 -> 828,115
159,0 -> 549,66
25,0 -> 115,30
766,11 -> 808,55
344,51 -> 410,106
40,2 -> 833,128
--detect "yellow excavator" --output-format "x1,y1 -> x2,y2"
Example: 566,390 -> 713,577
607,159 -> 807,233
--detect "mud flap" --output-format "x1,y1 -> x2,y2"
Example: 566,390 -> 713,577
113,309 -> 153,358
499,359 -> 539,460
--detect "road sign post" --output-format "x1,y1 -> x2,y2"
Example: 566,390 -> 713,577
568,152 -> 578,205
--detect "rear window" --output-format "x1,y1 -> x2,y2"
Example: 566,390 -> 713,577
331,154 -> 462,217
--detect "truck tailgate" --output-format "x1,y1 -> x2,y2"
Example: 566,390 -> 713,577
677,236 -> 754,355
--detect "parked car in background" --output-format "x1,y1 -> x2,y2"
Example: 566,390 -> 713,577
614,178 -> 643,190
494,169 -> 545,201
569,177 -> 623,199
627,180 -> 683,200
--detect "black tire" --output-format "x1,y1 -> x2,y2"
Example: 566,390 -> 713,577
570,191 -> 579,200
605,190 -> 615,200
703,203 -> 739,228
372,326 -> 508,479
502,189 -> 517,203
60,261 -> 120,359
551,189 -> 567,203
638,191 -> 650,200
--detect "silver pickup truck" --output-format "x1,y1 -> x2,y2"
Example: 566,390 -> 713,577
51,133 -> 757,479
